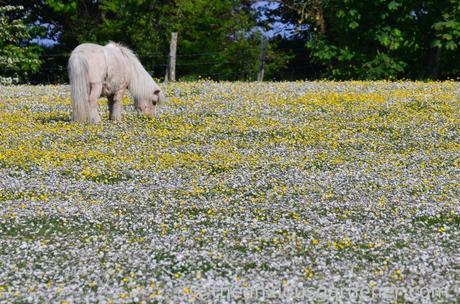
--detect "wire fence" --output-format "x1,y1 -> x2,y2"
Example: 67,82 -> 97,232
1,44 -> 318,84
40,58 -> 255,83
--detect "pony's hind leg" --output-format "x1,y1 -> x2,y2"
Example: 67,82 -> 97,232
88,83 -> 102,124
108,95 -> 115,118
108,89 -> 123,121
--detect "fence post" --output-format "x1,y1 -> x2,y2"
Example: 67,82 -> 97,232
257,35 -> 267,82
165,32 -> 178,82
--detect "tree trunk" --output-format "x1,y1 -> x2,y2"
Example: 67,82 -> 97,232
431,47 -> 441,79
316,8 -> 326,34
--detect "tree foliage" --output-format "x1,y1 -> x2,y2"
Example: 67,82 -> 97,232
8,0 -> 290,81
0,5 -> 42,84
2,0 -> 459,82
269,0 -> 460,79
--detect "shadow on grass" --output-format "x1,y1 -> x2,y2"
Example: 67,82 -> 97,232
36,113 -> 71,124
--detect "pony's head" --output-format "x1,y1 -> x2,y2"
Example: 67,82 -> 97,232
135,87 -> 165,117
112,42 -> 166,118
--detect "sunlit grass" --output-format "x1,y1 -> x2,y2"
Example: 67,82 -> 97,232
0,81 -> 459,302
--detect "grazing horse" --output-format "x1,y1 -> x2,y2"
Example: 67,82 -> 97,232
68,42 -> 165,123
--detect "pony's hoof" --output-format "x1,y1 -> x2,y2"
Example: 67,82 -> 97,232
109,115 -> 122,122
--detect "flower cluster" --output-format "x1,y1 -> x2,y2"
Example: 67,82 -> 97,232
0,81 -> 459,302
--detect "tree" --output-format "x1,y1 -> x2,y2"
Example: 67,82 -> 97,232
267,0 -> 460,80
11,0 -> 290,82
0,5 -> 42,84
429,0 -> 460,78
97,0 -> 261,80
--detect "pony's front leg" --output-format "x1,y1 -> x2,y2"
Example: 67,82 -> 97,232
88,83 -> 102,124
153,104 -> 159,118
108,90 -> 123,121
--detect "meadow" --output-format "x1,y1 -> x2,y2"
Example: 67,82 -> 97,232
0,81 -> 459,302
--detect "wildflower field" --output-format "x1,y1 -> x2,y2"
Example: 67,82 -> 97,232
0,81 -> 459,302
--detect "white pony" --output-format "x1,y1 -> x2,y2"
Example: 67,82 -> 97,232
68,42 -> 165,123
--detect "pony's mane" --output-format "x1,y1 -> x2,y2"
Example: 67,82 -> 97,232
107,42 -> 156,102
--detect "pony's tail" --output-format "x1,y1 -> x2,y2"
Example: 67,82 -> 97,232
68,53 -> 89,122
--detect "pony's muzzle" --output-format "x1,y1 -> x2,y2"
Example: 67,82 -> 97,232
136,103 -> 157,117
